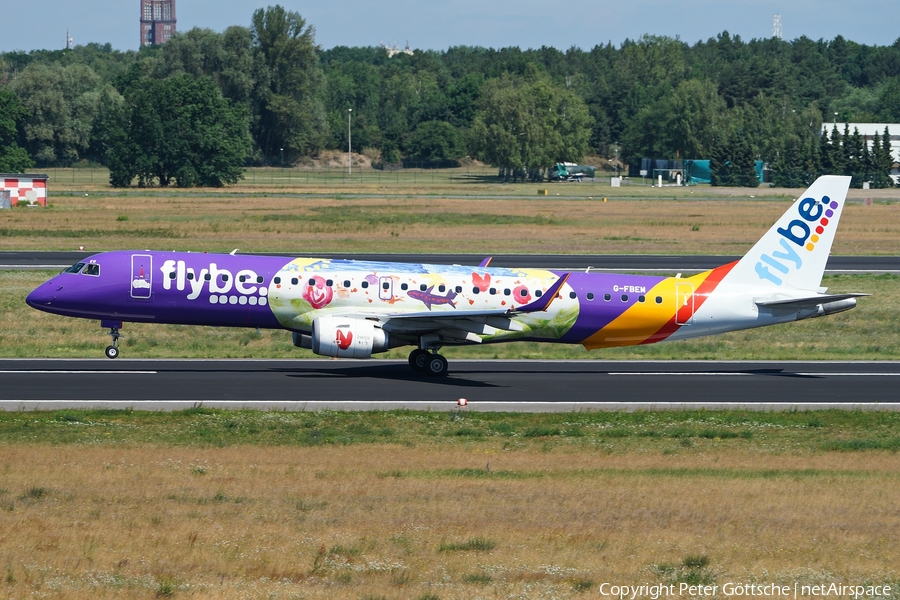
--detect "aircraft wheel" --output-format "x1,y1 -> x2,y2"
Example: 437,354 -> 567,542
425,354 -> 448,377
409,349 -> 429,371
105,345 -> 119,359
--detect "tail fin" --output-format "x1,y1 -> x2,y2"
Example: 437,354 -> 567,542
725,175 -> 851,292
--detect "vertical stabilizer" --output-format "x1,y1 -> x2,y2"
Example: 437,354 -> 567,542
725,175 -> 851,292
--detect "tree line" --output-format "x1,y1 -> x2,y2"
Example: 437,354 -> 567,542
2,5 -> 900,187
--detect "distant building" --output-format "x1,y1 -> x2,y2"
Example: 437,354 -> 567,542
2,174 -> 49,207
140,0 -> 176,47
380,41 -> 413,58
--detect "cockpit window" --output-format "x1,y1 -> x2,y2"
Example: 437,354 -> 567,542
82,264 -> 100,276
64,262 -> 85,274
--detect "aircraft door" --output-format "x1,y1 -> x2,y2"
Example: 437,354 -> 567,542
378,277 -> 394,301
130,254 -> 153,300
675,282 -> 694,325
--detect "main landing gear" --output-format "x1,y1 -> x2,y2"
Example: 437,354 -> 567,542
103,321 -> 122,359
408,348 -> 448,377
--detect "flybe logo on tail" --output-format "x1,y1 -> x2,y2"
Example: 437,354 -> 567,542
755,196 -> 838,286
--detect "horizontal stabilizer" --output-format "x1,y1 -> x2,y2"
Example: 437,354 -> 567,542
755,293 -> 870,310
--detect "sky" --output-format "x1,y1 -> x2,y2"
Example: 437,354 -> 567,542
2,0 -> 898,53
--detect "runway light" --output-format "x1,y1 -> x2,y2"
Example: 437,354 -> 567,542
457,398 -> 468,407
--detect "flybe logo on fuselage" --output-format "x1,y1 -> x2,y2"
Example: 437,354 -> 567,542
159,260 -> 269,305
754,196 -> 839,286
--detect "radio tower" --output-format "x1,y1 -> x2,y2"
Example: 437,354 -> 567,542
772,13 -> 783,40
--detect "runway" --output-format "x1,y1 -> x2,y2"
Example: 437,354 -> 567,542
1,359 -> 897,411
1,252 -> 899,273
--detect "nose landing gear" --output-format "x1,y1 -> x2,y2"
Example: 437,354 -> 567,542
102,320 -> 123,359
408,348 -> 448,377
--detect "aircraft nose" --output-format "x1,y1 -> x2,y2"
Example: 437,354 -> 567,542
26,281 -> 60,308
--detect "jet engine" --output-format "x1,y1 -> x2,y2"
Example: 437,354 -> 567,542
298,315 -> 390,358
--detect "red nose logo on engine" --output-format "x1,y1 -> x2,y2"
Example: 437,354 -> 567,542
336,329 -> 353,350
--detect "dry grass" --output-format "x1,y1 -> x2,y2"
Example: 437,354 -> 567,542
1,174 -> 898,254
1,442 -> 898,599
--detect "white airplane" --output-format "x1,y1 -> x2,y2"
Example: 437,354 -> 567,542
27,176 -> 866,376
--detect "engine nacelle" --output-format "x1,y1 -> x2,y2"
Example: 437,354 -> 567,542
308,315 -> 390,358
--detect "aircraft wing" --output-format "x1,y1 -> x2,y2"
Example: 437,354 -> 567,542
347,274 -> 571,343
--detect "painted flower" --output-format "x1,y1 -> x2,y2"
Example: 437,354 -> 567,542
513,285 -> 531,304
303,275 -> 333,309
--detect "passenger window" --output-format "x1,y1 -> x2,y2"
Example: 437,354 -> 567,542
257,276 -> 264,284
639,295 -> 646,303
604,294 -> 611,301
455,286 -> 462,293
222,274 -> 229,282
420,284 -> 427,291
489,288 -> 496,295
344,280 -> 352,288
82,264 -> 100,276
168,271 -> 176,279
656,296 -> 663,304
439,284 -> 446,292
187,272 -> 194,281
274,277 -> 281,284
291,278 -> 298,285
621,295 -> 628,302
382,281 -> 390,290
569,291 -> 577,299
308,278 -> 315,285
519,289 -> 528,297
64,262 -> 85,274
504,289 -> 511,296
535,290 -> 542,297
204,273 -> 211,281
587,292 -> 595,301
401,283 -> 408,290
472,287 -> 480,294
326,279 -> 333,286
362,281 -> 369,288
239,275 -> 246,282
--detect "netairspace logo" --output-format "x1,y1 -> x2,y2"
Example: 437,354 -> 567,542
159,260 -> 269,306
596,582 -> 891,599
755,195 -> 839,286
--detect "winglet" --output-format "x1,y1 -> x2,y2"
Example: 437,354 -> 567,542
478,257 -> 493,268
510,273 -> 570,314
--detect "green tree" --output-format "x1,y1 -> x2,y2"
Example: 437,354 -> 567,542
771,137 -> 805,187
846,126 -> 865,187
108,75 -> 251,187
251,5 -> 327,160
469,67 -> 591,177
7,62 -> 104,163
877,77 -> 900,121
870,126 -> 894,188
0,88 -> 34,171
710,130 -> 758,187
406,120 -> 465,162
622,78 -> 725,162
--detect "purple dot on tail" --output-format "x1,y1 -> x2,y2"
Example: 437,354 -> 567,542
825,209 -> 834,217
830,201 -> 839,209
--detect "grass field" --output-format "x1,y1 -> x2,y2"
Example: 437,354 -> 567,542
3,271 -> 898,359
1,409 -> 899,599
2,167 -> 899,254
